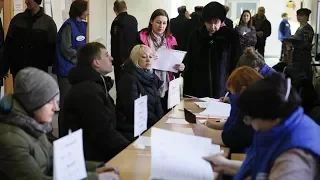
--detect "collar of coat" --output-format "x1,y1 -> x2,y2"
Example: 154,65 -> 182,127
0,94 -> 52,138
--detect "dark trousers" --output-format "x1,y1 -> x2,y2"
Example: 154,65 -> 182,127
114,65 -> 122,91
57,76 -> 71,109
255,43 -> 265,57
280,41 -> 287,61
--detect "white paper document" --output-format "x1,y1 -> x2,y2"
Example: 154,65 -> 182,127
198,97 -> 219,102
166,118 -> 189,124
194,102 -> 211,108
153,48 -> 186,73
168,78 -> 181,109
134,95 -> 148,137
133,136 -> 151,147
53,129 -> 87,180
151,128 -> 214,180
198,101 -> 231,119
171,127 -> 194,135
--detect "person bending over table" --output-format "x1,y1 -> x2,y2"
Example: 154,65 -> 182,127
193,66 -> 262,154
204,73 -> 320,179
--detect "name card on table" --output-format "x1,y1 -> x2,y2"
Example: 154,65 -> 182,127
168,78 -> 181,109
53,129 -> 87,180
134,95 -> 148,137
151,128 -> 214,180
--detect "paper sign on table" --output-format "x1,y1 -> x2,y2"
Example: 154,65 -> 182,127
151,128 -> 214,180
198,101 -> 231,119
153,48 -> 186,73
168,78 -> 181,109
134,95 -> 148,137
53,129 -> 87,180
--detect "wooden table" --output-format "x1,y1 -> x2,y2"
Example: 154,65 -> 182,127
106,99 -> 230,180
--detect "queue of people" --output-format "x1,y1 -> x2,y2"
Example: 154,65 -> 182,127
0,0 -> 318,179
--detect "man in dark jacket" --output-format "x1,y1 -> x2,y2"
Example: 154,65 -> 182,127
252,7 -> 271,57
170,6 -> 189,51
1,0 -> 57,80
278,13 -> 291,61
59,42 -> 130,162
224,5 -> 233,28
185,6 -> 203,47
111,0 -> 138,88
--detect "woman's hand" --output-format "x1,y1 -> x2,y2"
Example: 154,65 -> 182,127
192,124 -> 211,138
98,172 -> 119,180
175,63 -> 185,71
203,155 -> 229,173
96,165 -> 120,175
219,97 -> 230,104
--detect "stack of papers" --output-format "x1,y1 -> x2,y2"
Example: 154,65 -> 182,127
151,128 -> 215,180
197,101 -> 231,119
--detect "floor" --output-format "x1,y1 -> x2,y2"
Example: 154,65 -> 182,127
51,57 -> 280,137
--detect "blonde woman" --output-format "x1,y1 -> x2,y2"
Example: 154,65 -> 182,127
116,45 -> 164,141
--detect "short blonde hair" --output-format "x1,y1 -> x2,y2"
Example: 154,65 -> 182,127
130,45 -> 153,65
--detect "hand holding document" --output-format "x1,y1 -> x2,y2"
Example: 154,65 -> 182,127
153,48 -> 186,73
53,129 -> 87,180
151,128 -> 215,180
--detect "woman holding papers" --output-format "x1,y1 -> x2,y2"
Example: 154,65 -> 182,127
237,47 -> 276,77
183,1 -> 241,99
117,45 -> 164,141
0,68 -> 119,180
204,73 -> 320,179
193,66 -> 262,154
136,9 -> 185,111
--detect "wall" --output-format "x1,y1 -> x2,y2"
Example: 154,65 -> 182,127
89,0 -> 107,45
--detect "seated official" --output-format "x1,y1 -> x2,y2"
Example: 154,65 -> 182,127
193,66 -> 262,154
117,45 -> 164,141
0,67 -> 119,180
237,47 -> 276,77
205,73 -> 320,179
59,42 -> 130,162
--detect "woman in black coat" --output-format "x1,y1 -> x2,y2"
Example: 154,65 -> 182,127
116,44 -> 164,141
183,2 -> 241,99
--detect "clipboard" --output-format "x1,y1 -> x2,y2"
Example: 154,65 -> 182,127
184,108 -> 199,124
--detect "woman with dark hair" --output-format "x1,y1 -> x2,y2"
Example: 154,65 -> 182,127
204,73 -> 320,179
53,0 -> 88,109
183,1 -> 241,99
235,10 -> 257,52
237,47 -> 276,77
136,9 -> 185,111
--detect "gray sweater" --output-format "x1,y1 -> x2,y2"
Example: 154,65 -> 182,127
60,24 -> 77,64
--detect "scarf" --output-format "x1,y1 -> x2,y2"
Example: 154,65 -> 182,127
148,32 -> 170,98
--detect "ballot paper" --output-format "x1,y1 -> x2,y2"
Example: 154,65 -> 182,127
168,78 -> 181,109
133,136 -> 151,147
53,129 -> 87,180
198,101 -> 231,119
134,95 -> 148,137
151,128 -> 214,180
153,48 -> 186,73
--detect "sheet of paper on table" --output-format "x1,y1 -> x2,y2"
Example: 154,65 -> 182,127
166,118 -> 207,124
198,101 -> 231,119
151,128 -> 215,180
133,136 -> 151,147
153,48 -> 186,73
